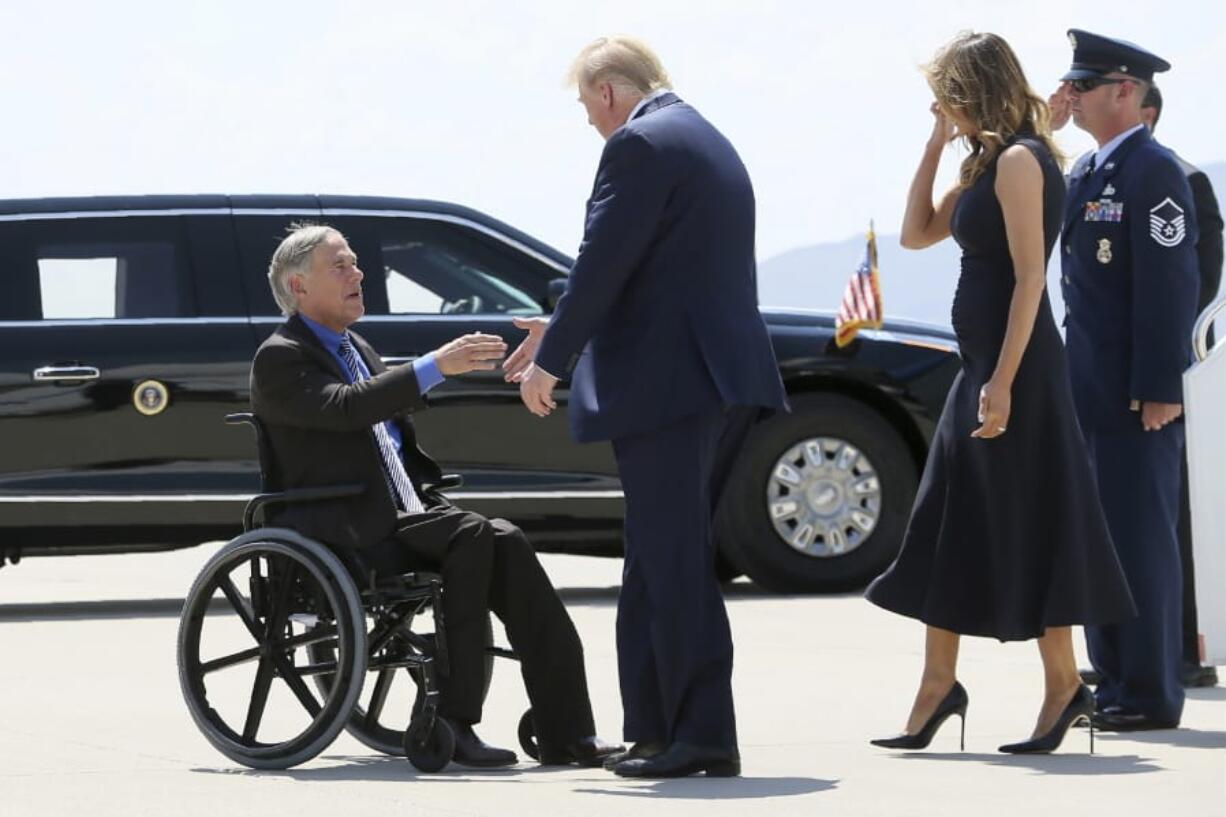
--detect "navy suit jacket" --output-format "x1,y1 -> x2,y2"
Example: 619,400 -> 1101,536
1060,128 -> 1200,431
536,93 -> 787,443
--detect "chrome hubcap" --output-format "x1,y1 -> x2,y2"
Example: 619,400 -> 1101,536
766,437 -> 882,558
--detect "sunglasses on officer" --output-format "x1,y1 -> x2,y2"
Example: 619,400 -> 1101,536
1069,76 -> 1136,93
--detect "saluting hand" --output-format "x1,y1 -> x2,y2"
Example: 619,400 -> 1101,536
433,333 -> 507,376
1048,82 -> 1072,132
971,378 -> 1012,439
503,317 -> 550,383
927,102 -> 957,148
1140,401 -> 1182,431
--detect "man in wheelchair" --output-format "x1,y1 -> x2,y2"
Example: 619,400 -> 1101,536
249,223 -> 620,768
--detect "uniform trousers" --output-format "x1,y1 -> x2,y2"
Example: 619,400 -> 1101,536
359,502 -> 596,748
1083,422 -> 1186,723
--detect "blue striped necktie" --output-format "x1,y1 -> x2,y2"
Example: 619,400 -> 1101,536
338,335 -> 425,514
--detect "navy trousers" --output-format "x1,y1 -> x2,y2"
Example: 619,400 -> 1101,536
1084,422 -> 1186,724
611,407 -> 752,750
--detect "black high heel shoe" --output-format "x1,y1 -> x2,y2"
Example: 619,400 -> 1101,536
998,684 -> 1096,754
871,681 -> 968,751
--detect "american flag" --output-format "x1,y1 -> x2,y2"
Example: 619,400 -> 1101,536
835,224 -> 882,348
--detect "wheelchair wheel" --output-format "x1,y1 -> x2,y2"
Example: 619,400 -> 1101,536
517,708 -> 539,760
177,530 -> 367,769
309,615 -> 496,756
404,712 -> 455,773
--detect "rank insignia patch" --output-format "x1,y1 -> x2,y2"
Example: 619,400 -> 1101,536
1097,238 -> 1113,264
1149,197 -> 1186,246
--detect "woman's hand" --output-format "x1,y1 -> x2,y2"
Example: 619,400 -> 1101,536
928,102 -> 957,148
971,378 -> 1012,439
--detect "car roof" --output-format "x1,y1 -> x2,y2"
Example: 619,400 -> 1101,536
0,193 -> 575,269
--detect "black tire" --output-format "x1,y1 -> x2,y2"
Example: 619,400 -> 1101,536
517,708 -> 539,760
177,530 -> 367,769
404,714 -> 455,773
714,551 -> 743,584
309,612 -> 495,756
717,393 -> 919,593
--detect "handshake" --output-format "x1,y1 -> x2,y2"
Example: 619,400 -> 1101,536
431,316 -> 559,419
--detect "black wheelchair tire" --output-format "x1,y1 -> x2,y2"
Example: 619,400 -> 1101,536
517,708 -> 539,760
177,530 -> 367,769
404,713 -> 455,773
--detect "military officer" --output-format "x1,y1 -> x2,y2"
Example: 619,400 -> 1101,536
1060,29 -> 1200,731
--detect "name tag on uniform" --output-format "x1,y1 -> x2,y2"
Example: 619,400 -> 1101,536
1084,200 -> 1124,222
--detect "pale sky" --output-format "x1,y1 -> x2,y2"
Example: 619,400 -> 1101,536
2,0 -> 1223,262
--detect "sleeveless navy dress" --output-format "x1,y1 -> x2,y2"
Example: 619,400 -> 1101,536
866,135 -> 1136,641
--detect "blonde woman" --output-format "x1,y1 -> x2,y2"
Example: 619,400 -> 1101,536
866,32 -> 1135,754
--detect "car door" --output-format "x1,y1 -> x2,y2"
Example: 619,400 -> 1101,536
320,206 -> 623,546
0,204 -> 256,553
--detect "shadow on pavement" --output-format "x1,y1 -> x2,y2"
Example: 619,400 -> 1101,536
1185,686 -> 1226,702
192,757 -> 838,798
572,776 -> 838,799
893,752 -> 1161,775
1095,727 -> 1226,750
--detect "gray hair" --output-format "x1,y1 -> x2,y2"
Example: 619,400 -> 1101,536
567,35 -> 672,97
267,223 -> 341,316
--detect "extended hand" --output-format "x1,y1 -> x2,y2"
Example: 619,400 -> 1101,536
433,333 -> 507,376
1140,401 -> 1182,431
1048,82 -> 1072,132
971,379 -> 1012,439
504,317 -> 550,383
519,363 -> 558,418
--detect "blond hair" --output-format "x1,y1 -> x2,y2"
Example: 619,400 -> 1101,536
567,35 -> 672,96
924,31 -> 1064,186
267,223 -> 341,317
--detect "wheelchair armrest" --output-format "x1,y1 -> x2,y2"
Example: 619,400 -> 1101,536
424,474 -> 463,492
243,484 -> 365,532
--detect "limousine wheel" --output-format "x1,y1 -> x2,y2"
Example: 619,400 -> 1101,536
717,393 -> 918,593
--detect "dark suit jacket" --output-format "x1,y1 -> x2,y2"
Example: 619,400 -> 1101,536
1176,155 -> 1225,317
535,92 -> 787,443
249,314 -> 443,550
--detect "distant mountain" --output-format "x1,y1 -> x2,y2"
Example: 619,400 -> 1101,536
759,160 -> 1225,328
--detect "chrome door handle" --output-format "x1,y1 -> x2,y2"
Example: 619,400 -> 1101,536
33,365 -> 101,382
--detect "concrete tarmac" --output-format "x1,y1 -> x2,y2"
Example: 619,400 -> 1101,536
1,544 -> 1222,817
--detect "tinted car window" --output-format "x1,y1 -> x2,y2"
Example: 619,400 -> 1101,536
1,217 -> 197,319
367,219 -> 546,316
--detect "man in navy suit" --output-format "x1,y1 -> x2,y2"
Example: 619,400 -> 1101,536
506,36 -> 787,777
1058,30 -> 1200,731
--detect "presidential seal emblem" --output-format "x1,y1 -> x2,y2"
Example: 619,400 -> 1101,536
133,380 -> 169,416
1097,238 -> 1113,264
1149,197 -> 1186,247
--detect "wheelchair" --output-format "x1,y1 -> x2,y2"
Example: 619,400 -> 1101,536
176,413 -> 540,772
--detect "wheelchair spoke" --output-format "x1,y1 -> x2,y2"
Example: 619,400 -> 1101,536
201,644 -> 262,675
242,655 -> 276,743
216,575 -> 263,646
363,668 -> 396,730
270,651 -> 323,718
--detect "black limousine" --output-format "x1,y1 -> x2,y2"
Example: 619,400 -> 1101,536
0,195 -> 959,592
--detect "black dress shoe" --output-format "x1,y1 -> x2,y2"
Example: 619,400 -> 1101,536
999,685 -> 1096,754
613,742 -> 740,778
602,740 -> 666,770
448,719 -> 518,767
1078,667 -> 1102,686
1182,664 -> 1219,688
1091,710 -> 1179,732
537,736 -> 625,767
